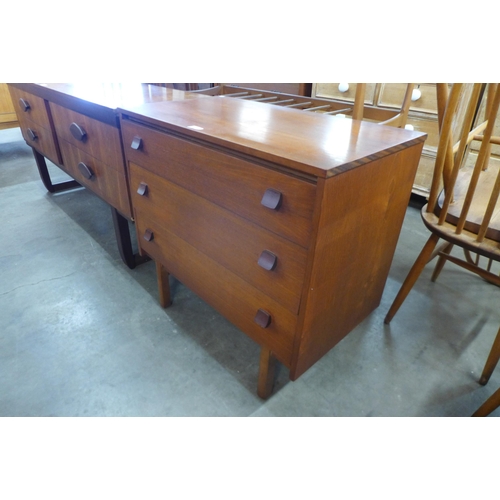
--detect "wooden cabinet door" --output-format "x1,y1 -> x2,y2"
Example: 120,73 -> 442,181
0,83 -> 18,130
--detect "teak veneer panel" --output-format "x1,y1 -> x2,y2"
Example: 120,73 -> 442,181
130,163 -> 308,314
50,102 -> 124,171
58,139 -> 132,218
17,115 -> 61,166
122,119 -> 317,248
290,144 -> 424,378
135,212 -> 297,365
9,86 -> 53,130
8,87 -> 62,165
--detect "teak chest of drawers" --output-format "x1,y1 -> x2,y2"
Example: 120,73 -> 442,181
119,96 -> 426,397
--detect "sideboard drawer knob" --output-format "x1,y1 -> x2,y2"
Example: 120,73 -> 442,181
261,188 -> 283,210
77,162 -> 94,180
131,136 -> 143,150
254,309 -> 272,328
19,98 -> 30,112
258,250 -> 278,271
70,122 -> 87,142
143,229 -> 154,242
137,182 -> 149,196
27,128 -> 37,141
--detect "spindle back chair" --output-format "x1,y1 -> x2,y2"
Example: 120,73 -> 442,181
385,83 -> 500,390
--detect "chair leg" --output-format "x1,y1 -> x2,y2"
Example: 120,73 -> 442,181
431,243 -> 454,282
472,386 -> 500,416
479,326 -> 500,385
385,233 -> 440,324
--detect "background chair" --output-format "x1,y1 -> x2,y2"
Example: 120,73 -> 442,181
384,83 -> 500,394
472,386 -> 500,416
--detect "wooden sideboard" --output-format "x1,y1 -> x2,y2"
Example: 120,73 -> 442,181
8,83 -> 204,268
312,83 -> 441,198
118,96 -> 426,396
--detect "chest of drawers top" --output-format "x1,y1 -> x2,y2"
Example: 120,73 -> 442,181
9,83 -> 205,125
119,96 -> 426,178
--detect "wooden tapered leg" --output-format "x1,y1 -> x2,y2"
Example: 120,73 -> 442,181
156,261 -> 172,308
472,387 -> 500,416
479,326 -> 500,385
385,233 -> 440,324
431,242 -> 454,282
257,347 -> 277,399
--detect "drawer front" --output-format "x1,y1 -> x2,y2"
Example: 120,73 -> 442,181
59,139 -> 132,218
19,117 -> 60,165
130,163 -> 308,314
312,83 -> 377,104
135,211 -> 297,365
8,86 -> 53,129
50,102 -> 124,170
378,83 -> 439,114
412,153 -> 435,197
406,115 -> 439,153
122,119 -> 317,248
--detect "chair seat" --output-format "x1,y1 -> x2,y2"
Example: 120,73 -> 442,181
421,208 -> 500,260
435,157 -> 500,242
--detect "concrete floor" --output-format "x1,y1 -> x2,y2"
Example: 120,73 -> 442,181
1,126 -> 499,417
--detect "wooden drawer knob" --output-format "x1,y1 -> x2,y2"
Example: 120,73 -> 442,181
27,128 -> 37,141
261,189 -> 282,210
258,250 -> 278,271
19,98 -> 30,112
254,309 -> 272,328
143,228 -> 154,242
131,136 -> 143,150
70,123 -> 87,142
137,182 -> 148,196
77,162 -> 94,180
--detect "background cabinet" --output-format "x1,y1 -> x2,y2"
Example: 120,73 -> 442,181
312,83 -> 441,198
223,83 -> 311,96
0,83 -> 18,130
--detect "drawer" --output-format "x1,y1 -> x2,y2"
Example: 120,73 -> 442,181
135,211 -> 297,365
50,102 -> 124,170
412,153 -> 435,198
312,83 -> 377,104
406,115 -> 439,153
130,163 -> 308,314
19,117 -> 60,165
122,119 -> 317,248
58,139 -> 132,218
378,83 -> 439,114
8,86 -> 53,130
